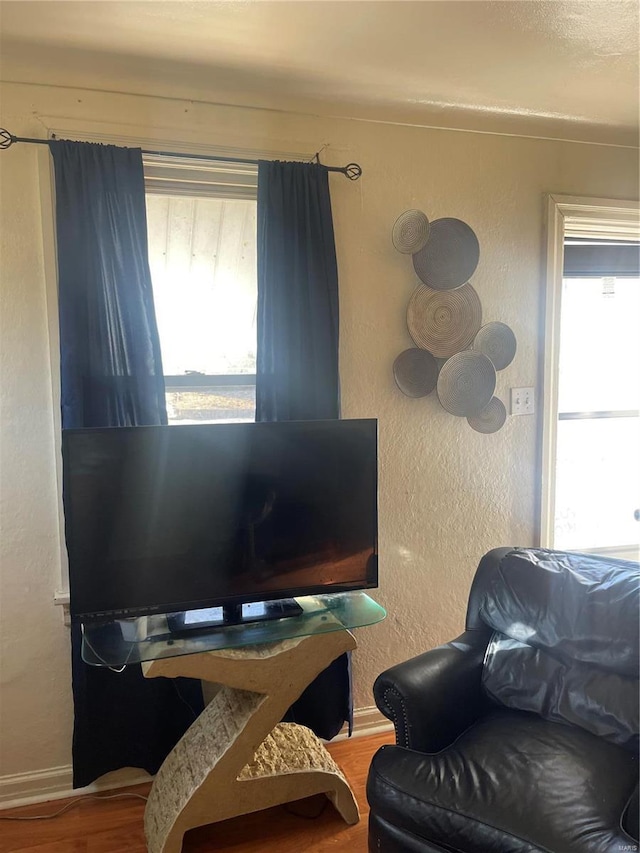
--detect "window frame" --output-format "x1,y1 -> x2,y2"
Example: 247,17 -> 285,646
540,194 -> 640,557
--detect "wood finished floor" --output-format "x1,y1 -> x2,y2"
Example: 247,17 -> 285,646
0,732 -> 394,853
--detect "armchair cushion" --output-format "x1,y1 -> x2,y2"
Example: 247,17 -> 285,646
479,548 -> 640,751
368,708 -> 639,853
480,548 -> 639,675
483,631 -> 639,750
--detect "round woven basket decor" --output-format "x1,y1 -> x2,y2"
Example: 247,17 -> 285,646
467,396 -> 507,433
392,209 -> 431,254
393,348 -> 439,397
473,321 -> 517,371
412,217 -> 480,290
437,351 -> 496,417
407,282 -> 482,359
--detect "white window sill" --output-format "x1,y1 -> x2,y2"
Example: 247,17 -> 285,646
54,591 -> 71,626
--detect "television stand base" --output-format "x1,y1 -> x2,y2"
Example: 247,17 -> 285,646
141,628 -> 359,853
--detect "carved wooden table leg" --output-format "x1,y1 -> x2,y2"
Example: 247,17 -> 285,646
141,629 -> 358,853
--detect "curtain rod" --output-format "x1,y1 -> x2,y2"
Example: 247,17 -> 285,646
0,129 -> 363,180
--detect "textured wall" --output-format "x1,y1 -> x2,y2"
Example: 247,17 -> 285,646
0,80 -> 637,781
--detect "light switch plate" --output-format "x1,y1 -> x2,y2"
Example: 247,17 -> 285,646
511,387 -> 534,415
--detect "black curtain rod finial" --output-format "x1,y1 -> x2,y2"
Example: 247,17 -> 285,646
0,129 -> 16,150
344,163 -> 362,181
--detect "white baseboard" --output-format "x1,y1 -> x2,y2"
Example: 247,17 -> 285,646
0,765 -> 151,811
331,704 -> 395,743
0,765 -> 72,809
0,706 -> 393,811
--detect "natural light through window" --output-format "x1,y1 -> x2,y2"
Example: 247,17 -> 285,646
554,275 -> 640,551
145,192 -> 257,424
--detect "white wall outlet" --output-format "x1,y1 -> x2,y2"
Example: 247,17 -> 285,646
511,387 -> 535,415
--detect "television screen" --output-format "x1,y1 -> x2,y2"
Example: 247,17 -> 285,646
63,419 -> 378,622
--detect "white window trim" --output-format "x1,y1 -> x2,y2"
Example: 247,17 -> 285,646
540,194 -> 640,554
36,144 -> 72,622
143,154 -> 258,199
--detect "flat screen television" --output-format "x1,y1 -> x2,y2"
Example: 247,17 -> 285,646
62,419 -> 378,626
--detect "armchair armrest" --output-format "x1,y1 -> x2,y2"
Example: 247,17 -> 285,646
373,628 -> 493,752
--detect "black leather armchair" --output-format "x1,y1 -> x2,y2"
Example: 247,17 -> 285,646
367,548 -> 640,852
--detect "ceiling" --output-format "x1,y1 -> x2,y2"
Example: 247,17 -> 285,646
1,1 -> 638,146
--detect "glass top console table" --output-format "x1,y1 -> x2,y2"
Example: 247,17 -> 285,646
81,590 -> 385,668
84,591 -> 386,853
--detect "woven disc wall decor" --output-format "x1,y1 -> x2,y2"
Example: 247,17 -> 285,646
393,348 -> 439,397
407,283 -> 482,359
392,209 -> 431,254
473,321 -> 517,370
437,351 -> 496,417
467,396 -> 507,433
412,217 -> 480,290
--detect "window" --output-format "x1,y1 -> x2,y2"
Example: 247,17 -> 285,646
542,196 -> 640,561
144,155 -> 258,424
554,272 -> 639,552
